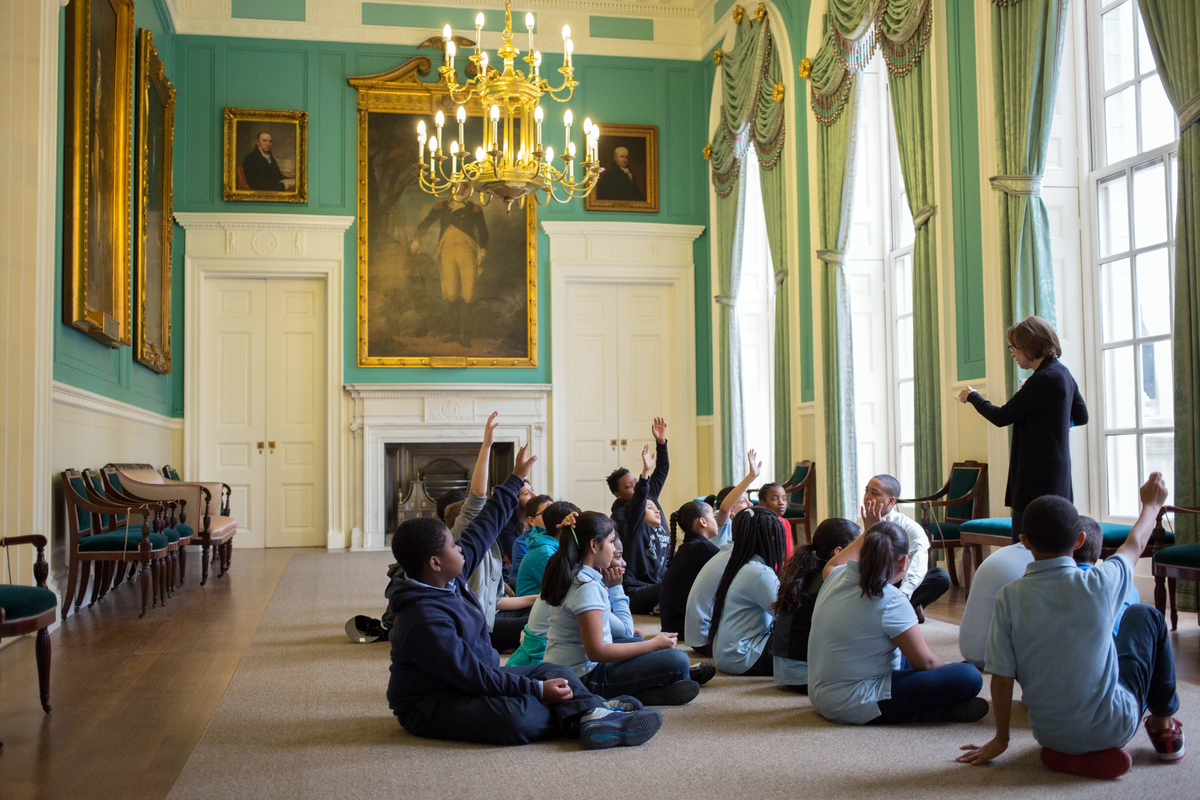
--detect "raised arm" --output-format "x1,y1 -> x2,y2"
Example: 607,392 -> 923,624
960,378 -> 1041,427
452,413 -> 498,537
717,450 -> 761,527
624,445 -> 655,546
1114,472 -> 1168,567
646,417 -> 670,502
457,442 -> 537,578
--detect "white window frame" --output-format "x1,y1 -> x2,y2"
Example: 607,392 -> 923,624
885,84 -> 916,496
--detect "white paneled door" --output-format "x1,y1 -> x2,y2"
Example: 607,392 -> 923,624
561,281 -> 676,514
200,277 -> 327,547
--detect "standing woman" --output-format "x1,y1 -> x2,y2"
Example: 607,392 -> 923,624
958,316 -> 1088,542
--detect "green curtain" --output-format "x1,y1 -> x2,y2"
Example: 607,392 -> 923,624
710,13 -> 789,484
880,0 -> 942,498
1138,0 -> 1200,609
990,0 -> 1068,395
811,26 -> 862,519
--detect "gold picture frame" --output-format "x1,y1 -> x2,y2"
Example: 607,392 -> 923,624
222,108 -> 308,202
349,57 -> 538,368
63,0 -> 136,347
135,29 -> 175,374
584,124 -> 659,213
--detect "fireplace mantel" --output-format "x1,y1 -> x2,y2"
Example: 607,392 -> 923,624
344,383 -> 550,549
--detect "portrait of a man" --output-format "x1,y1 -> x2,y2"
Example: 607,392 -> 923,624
223,108 -> 307,202
410,185 -> 489,347
241,131 -> 296,192
585,124 -> 659,213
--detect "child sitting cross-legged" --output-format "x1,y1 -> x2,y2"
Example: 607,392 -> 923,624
958,474 -> 1183,777
543,510 -> 703,706
657,500 -> 722,636
386,417 -> 662,750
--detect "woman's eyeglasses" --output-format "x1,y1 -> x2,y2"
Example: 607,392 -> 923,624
1007,344 -> 1016,354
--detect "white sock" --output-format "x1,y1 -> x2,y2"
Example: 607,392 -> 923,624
581,707 -> 618,723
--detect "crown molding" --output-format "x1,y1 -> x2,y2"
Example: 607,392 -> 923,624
173,212 -> 355,232
52,382 -> 184,431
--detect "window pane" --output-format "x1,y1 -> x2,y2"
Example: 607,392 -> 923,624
894,254 -> 912,315
1169,152 -> 1179,230
897,316 -> 913,380
1106,434 -> 1140,517
899,444 -> 914,505
1136,6 -> 1157,76
1132,160 -> 1168,248
1140,75 -> 1177,154
1135,249 -> 1171,337
1105,86 -> 1138,165
1104,345 -> 1137,428
898,379 -> 914,442
896,194 -> 915,249
1139,338 -> 1173,428
1098,174 -> 1130,257
1101,258 -> 1134,342
1102,2 -> 1135,90
1143,432 -> 1175,493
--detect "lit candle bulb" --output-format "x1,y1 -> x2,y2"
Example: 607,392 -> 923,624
562,24 -> 571,40
443,24 -> 452,40
435,110 -> 444,146
567,141 -> 576,179
456,106 -> 466,150
565,38 -> 573,69
533,50 -> 541,79
490,105 -> 500,147
475,146 -> 485,163
590,128 -> 599,161
445,40 -> 456,72
525,13 -> 535,60
417,120 -> 427,164
429,136 -> 437,159
564,109 -> 572,150
583,117 -> 592,138
450,140 -> 459,173
479,51 -> 489,77
534,106 -> 543,147
475,12 -> 484,54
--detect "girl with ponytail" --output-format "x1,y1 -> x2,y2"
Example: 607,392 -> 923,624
708,508 -> 787,675
770,518 -> 860,692
806,515 -> 986,725
543,511 -> 702,705
657,500 -> 721,635
507,502 -> 580,667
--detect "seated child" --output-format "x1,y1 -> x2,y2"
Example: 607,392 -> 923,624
857,474 -> 950,618
621,429 -> 674,614
756,482 -> 794,558
1076,516 -> 1141,637
515,498 -> 570,597
607,416 -> 669,534
511,493 -> 552,576
658,500 -> 721,635
501,480 -> 536,585
543,510 -> 701,706
387,430 -> 663,749
808,516 -> 987,725
958,477 -> 1182,777
710,509 -> 787,676
771,518 -> 859,691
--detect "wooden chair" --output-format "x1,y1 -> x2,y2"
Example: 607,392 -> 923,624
87,467 -> 179,604
898,461 -> 989,588
781,461 -> 815,544
1099,520 -> 1173,560
1,534 -> 56,745
1152,506 -> 1200,632
137,464 -> 237,584
60,470 -> 169,618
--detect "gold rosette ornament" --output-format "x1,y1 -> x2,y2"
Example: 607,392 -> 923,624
773,82 -> 785,103
732,5 -> 744,24
702,142 -> 712,161
798,57 -> 812,81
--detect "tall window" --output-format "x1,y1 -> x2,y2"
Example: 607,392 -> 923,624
736,154 -> 776,484
1089,0 -> 1179,518
889,111 -> 916,496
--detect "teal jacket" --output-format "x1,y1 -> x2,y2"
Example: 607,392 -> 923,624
515,527 -> 560,597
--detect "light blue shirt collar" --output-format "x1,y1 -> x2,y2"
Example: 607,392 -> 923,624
1023,556 -> 1077,575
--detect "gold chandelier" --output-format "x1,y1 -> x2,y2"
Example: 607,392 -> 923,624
415,1 -> 602,209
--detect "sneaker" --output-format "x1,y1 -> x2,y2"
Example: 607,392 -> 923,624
1146,717 -> 1185,762
580,708 -> 663,750
690,663 -> 716,686
604,695 -> 644,713
345,615 -> 390,643
634,679 -> 700,707
1040,747 -> 1132,779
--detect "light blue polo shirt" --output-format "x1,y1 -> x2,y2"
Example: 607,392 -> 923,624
544,564 -> 611,677
1077,561 -> 1142,637
684,542 -> 734,647
986,554 -> 1141,754
713,556 -> 779,674
713,521 -> 733,547
807,562 -> 919,724
606,584 -> 635,640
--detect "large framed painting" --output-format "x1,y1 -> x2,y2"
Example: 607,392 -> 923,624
63,0 -> 135,347
223,108 -> 308,202
135,29 -> 175,374
584,124 -> 659,213
349,58 -> 537,368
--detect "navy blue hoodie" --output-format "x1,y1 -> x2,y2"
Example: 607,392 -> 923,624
621,440 -> 671,590
387,474 -> 539,719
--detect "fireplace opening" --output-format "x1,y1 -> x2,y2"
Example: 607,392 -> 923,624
385,442 -> 516,536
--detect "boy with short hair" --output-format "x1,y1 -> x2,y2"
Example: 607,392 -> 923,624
608,417 -> 669,533
958,474 -> 1183,777
620,417 -> 672,614
387,415 -> 663,749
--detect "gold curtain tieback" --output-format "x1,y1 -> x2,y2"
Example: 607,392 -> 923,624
714,294 -> 736,308
816,249 -> 846,265
989,175 -> 1043,197
774,269 -> 788,285
912,205 -> 936,232
1178,91 -> 1200,133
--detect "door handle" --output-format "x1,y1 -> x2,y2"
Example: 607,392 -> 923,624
268,441 -> 276,453
620,439 -> 627,450
257,441 -> 265,453
610,439 -> 617,450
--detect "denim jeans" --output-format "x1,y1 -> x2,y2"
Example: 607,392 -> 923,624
1116,603 -> 1179,719
870,659 -> 983,724
582,648 -> 691,699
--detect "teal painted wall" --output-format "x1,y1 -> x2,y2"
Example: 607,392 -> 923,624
172,36 -> 712,396
53,0 -> 184,417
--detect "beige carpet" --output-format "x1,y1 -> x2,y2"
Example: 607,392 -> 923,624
168,552 -> 1198,800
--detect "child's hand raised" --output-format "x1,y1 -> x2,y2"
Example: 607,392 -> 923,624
651,416 -> 667,444
641,443 -> 655,472
482,411 -> 499,446
513,442 -> 537,480
861,499 -> 886,529
541,678 -> 574,704
746,449 -> 762,480
557,511 -> 578,530
1140,471 -> 1168,510
649,632 -> 678,650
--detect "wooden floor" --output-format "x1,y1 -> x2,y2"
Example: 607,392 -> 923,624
1,549 -> 1198,800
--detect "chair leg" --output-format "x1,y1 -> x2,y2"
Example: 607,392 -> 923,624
219,541 -> 230,577
88,562 -> 103,608
113,562 -> 127,587
945,545 -> 960,587
98,562 -> 113,600
1155,572 -> 1167,617
62,557 -> 79,619
178,545 -> 188,587
35,628 -> 51,713
1168,577 -> 1178,631
140,558 -> 151,618
200,542 -> 211,586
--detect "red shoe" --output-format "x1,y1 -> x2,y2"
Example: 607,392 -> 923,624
1145,717 -> 1185,762
1040,747 -> 1131,779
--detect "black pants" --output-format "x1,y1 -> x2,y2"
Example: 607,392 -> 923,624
398,663 -> 605,746
741,645 -> 774,677
869,659 -> 983,724
492,608 -> 528,653
1116,604 -> 1179,721
1010,508 -> 1024,544
910,568 -> 951,610
627,583 -> 661,615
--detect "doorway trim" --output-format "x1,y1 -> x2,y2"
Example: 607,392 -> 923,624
542,220 -> 705,501
174,212 -> 353,549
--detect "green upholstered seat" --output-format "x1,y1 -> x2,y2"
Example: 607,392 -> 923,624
0,584 -> 57,619
959,518 -> 1013,536
78,529 -> 169,552
160,527 -> 181,544
944,467 -> 982,521
926,522 -> 962,541
1153,544 -> 1200,569
1100,522 -> 1173,548
175,523 -> 193,538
